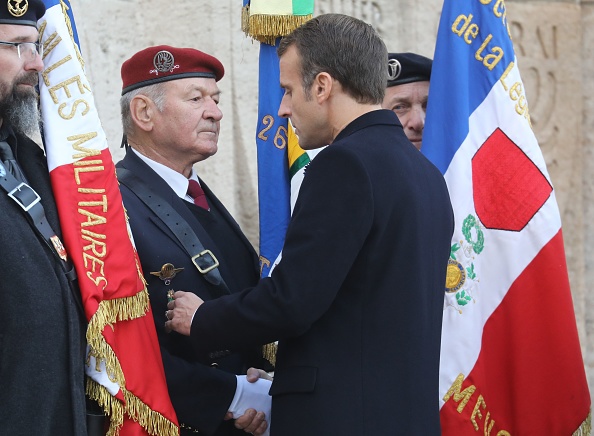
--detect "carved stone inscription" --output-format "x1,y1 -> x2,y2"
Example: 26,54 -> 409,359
507,4 -> 585,374
510,20 -> 560,151
316,0 -> 385,36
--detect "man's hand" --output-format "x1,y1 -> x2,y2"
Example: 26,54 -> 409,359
164,291 -> 204,335
225,409 -> 268,435
246,367 -> 273,383
226,367 -> 273,435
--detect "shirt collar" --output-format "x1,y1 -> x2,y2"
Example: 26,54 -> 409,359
131,148 -> 200,199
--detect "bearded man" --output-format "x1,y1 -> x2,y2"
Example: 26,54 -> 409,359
0,1 -> 88,434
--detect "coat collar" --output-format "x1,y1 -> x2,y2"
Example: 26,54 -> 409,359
334,109 -> 402,144
117,148 -> 258,262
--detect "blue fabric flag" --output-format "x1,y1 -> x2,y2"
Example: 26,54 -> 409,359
256,40 -> 291,277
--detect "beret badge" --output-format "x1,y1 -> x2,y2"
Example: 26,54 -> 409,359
8,0 -> 29,17
387,58 -> 402,81
153,50 -> 175,74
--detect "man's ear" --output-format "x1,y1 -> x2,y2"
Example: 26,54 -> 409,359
313,72 -> 333,103
130,95 -> 155,132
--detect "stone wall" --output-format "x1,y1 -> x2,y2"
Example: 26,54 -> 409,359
71,0 -> 592,396
582,0 -> 594,397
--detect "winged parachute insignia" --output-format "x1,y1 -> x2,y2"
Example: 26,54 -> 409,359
150,263 -> 184,281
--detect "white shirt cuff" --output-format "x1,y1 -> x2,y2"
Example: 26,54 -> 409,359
228,375 -> 272,435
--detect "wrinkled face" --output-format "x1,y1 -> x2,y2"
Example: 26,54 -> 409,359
278,45 -> 329,150
382,81 -> 429,150
0,24 -> 44,131
151,77 -> 222,166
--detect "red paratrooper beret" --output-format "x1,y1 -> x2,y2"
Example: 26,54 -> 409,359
121,45 -> 225,95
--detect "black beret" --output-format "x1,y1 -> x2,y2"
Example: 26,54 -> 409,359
387,52 -> 432,87
0,0 -> 45,27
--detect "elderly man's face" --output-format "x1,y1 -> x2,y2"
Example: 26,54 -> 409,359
382,80 -> 429,150
0,24 -> 44,133
150,77 -> 223,168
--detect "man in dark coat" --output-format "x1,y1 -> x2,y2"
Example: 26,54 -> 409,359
116,45 -> 272,436
166,14 -> 454,436
0,1 -> 87,434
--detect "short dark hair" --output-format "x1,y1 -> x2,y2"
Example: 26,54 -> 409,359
278,13 -> 387,105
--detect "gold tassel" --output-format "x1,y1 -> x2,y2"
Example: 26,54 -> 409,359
86,377 -> 180,436
86,378 -> 125,436
123,389 -> 179,436
573,410 -> 592,436
243,14 -> 313,45
263,342 -> 277,367
241,4 -> 250,35
85,289 -> 152,388
85,273 -> 180,434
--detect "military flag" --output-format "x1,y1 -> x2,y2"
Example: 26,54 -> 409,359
242,0 -> 315,277
423,0 -> 591,434
38,1 -> 178,434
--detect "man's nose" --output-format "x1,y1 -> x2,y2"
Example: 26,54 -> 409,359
407,105 -> 425,131
24,52 -> 44,73
278,95 -> 290,118
205,99 -> 223,121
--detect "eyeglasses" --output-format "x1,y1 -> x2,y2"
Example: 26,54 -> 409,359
0,41 -> 43,61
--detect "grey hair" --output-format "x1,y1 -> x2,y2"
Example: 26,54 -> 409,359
0,72 -> 41,136
120,83 -> 167,136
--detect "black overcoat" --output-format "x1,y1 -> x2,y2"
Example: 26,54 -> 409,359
190,110 -> 455,435
0,133 -> 87,435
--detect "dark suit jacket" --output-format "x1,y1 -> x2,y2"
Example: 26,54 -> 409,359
0,131 -> 87,435
117,150 -> 265,436
190,110 -> 454,435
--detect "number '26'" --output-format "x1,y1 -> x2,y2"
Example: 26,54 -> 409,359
258,115 -> 288,150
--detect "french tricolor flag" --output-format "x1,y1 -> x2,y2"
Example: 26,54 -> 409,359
38,1 -> 178,434
424,0 -> 591,434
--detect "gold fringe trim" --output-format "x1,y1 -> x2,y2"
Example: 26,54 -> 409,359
86,288 -> 151,387
241,5 -> 313,45
86,378 -> 125,436
85,257 -> 178,434
87,378 -> 179,436
123,389 -> 179,436
263,342 -> 277,367
573,410 -> 592,436
241,4 -> 250,36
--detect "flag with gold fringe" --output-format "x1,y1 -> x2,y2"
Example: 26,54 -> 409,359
245,0 -> 316,280
242,0 -> 314,45
423,0 -> 591,434
38,1 -> 178,434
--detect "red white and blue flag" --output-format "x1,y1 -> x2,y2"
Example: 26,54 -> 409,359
38,1 -> 178,434
423,0 -> 591,434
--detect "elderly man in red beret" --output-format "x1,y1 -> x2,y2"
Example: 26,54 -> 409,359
382,52 -> 432,150
115,45 -> 272,436
0,1 -> 89,434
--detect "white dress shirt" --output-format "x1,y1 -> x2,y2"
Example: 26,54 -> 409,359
132,148 -> 200,203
